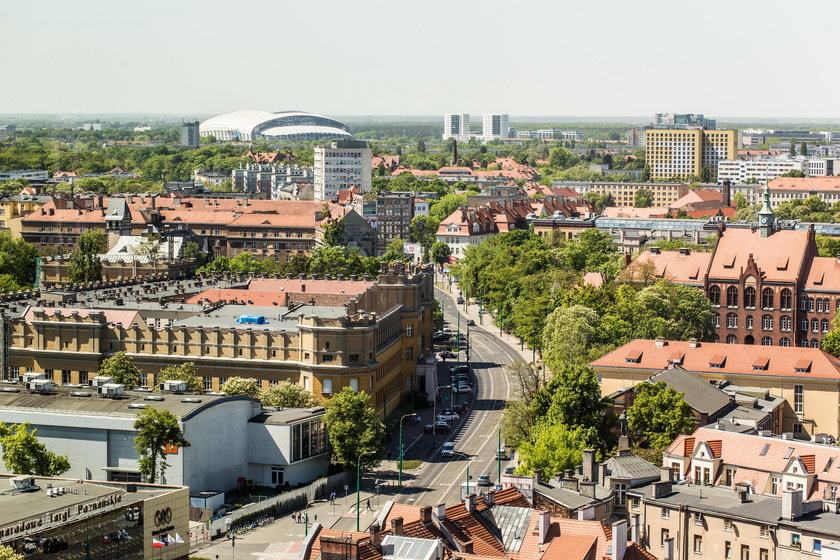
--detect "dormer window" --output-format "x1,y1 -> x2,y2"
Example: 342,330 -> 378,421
709,354 -> 726,368
667,351 -> 684,365
625,350 -> 642,364
794,359 -> 811,374
472,222 -> 480,233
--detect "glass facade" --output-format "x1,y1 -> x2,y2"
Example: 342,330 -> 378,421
291,419 -> 328,462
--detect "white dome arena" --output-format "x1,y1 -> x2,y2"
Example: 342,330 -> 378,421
199,110 -> 352,141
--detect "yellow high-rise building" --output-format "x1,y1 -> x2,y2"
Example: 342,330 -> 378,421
645,129 -> 737,181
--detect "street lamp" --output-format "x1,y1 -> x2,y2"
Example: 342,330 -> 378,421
356,450 -> 374,531
452,451 -> 472,499
399,413 -> 417,486
432,385 -> 451,434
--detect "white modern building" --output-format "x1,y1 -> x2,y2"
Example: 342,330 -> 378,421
0,169 -> 49,181
0,382 -> 329,492
717,158 -> 806,184
442,114 -> 470,142
200,110 -> 352,142
560,130 -> 584,141
481,114 -> 509,142
314,140 -> 372,200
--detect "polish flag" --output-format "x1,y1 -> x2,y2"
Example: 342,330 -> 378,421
152,538 -> 165,548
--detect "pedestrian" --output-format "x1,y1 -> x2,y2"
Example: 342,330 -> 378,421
294,512 -> 299,523
366,499 -> 373,511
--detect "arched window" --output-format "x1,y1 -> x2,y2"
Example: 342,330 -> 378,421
801,296 -> 808,311
801,319 -> 809,332
780,337 -> 791,347
812,318 -> 820,333
800,338 -> 809,348
780,316 -> 792,331
726,335 -> 737,344
811,339 -> 820,348
809,298 -> 815,312
746,315 -> 754,330
762,288 -> 774,309
817,298 -> 824,313
709,285 -> 721,306
713,314 -> 721,328
472,222 -> 480,233
762,315 -> 773,330
780,289 -> 792,310
825,298 -> 832,313
744,287 -> 756,309
761,336 -> 773,346
836,298 -> 840,312
727,313 -> 738,329
727,286 -> 738,307
822,319 -> 830,333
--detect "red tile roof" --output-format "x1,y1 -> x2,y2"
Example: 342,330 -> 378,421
591,339 -> 840,381
768,176 -> 840,192
631,252 -> 711,284
708,227 -> 810,283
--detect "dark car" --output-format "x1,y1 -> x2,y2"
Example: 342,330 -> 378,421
453,403 -> 469,415
438,350 -> 457,359
450,365 -> 470,375
467,319 -> 476,326
456,297 -> 464,304
504,466 -> 515,475
424,422 -> 451,434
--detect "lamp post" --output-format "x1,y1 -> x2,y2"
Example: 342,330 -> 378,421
497,428 -> 502,483
452,451 -> 471,499
356,450 -> 374,531
432,385 -> 451,434
399,413 -> 417,486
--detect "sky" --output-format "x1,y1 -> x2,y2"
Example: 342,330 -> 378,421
2,0 -> 838,119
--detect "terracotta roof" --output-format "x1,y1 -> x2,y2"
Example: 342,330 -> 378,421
631,252 -> 711,283
768,176 -> 840,192
492,487 -> 532,508
708,227 -> 810,283
685,207 -> 736,219
731,468 -> 770,493
582,272 -> 605,288
800,455 -> 816,474
442,502 -> 505,557
683,437 -> 695,456
22,307 -> 139,326
591,339 -> 840,381
539,534 -> 595,560
624,543 -> 658,560
601,207 -> 669,219
706,440 -> 722,458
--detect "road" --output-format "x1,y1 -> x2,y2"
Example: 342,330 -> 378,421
390,287 -> 522,507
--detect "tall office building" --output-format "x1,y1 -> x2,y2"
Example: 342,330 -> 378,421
443,114 -> 470,142
313,140 -> 372,200
482,114 -> 509,141
645,129 -> 737,181
181,121 -> 200,147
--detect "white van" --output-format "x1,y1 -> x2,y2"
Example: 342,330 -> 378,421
441,442 -> 455,457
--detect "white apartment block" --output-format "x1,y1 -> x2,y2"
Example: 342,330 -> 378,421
442,114 -> 470,142
717,159 -> 805,184
313,140 -> 372,200
805,158 -> 836,177
561,130 -> 584,141
482,114 -> 509,141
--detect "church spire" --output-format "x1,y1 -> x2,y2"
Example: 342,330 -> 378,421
758,185 -> 774,238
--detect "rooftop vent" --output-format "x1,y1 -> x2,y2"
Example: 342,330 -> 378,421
128,403 -> 148,409
70,391 -> 91,398
98,383 -> 125,397
143,395 -> 165,402
161,380 -> 187,393
180,397 -> 202,403
90,376 -> 114,388
0,387 -> 20,393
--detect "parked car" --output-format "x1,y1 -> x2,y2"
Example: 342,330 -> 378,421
450,365 -> 470,375
441,442 -> 456,457
424,422 -> 451,434
437,411 -> 459,422
467,319 -> 476,326
477,474 -> 493,486
456,383 -> 471,394
438,350 -> 457,359
453,403 -> 469,415
504,466 -> 515,475
496,449 -> 508,460
455,373 -> 470,384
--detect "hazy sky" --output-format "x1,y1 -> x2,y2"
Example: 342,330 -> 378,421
2,0 -> 837,118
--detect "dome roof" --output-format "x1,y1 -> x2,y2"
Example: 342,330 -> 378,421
199,110 -> 351,141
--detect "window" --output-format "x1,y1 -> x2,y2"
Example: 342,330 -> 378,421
817,298 -> 824,312
727,334 -> 737,344
349,378 -> 359,392
771,477 -> 780,494
801,296 -> 808,311
812,318 -> 819,332
725,542 -> 732,560
322,378 -> 333,394
741,545 -> 750,560
727,313 -> 738,329
822,319 -> 830,333
809,298 -> 815,312
62,370 -> 71,384
744,287 -> 756,308
811,338 -> 820,348
760,288 -> 773,309
693,535 -> 703,554
271,466 -> 284,486
661,507 -> 670,519
791,534 -> 801,548
406,347 -> 414,360
203,377 -> 212,392
793,423 -> 803,433
746,315 -> 754,329
780,316 -> 792,331
760,525 -> 770,539
322,355 -> 334,363
781,289 -> 792,310
614,483 -> 627,506
406,324 -> 413,337
762,315 -> 773,330
79,371 -> 88,385
709,285 -> 721,306
761,336 -> 773,346
661,529 -> 670,548
714,314 -> 721,328
759,549 -> 768,560
727,286 -> 739,307
724,518 -> 734,532
349,354 -> 359,362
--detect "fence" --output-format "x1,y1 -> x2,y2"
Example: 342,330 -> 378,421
207,471 -> 349,537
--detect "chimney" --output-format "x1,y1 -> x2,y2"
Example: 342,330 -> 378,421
611,520 -> 627,560
320,535 -> 358,560
782,489 -> 803,521
538,511 -> 551,545
617,436 -> 630,456
689,338 -> 698,349
629,514 -> 640,544
582,449 -> 597,482
301,284 -> 306,293
483,490 -> 495,507
390,516 -> 404,536
653,479 -> 673,499
533,468 -> 543,484
654,337 -> 666,347
660,467 -> 673,483
560,478 -> 579,491
722,180 -> 731,207
435,503 -> 446,521
461,541 -> 474,554
580,481 -> 596,499
368,522 -> 381,549
464,493 -> 476,513
420,506 -> 432,524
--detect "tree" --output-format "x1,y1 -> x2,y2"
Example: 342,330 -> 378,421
583,192 -> 614,212
641,164 -> 651,182
428,194 -> 466,222
800,142 -> 807,156
220,377 -> 259,397
321,204 -> 346,247
548,147 -> 579,170
68,229 -> 107,283
182,241 -> 208,267
700,166 -> 712,183
260,381 -> 318,408
380,238 -> 405,263
780,169 -> 805,178
155,362 -> 203,392
377,161 -> 387,176
0,231 -> 39,288
516,421 -> 598,475
430,241 -> 452,264
0,545 -> 23,560
501,361 -> 544,447
626,381 -> 695,449
542,306 -> 606,366
409,214 -> 440,248
134,407 -> 190,483
98,351 -> 143,389
789,142 -> 796,157
534,363 -> 609,431
323,387 -> 384,471
562,229 -> 617,272
0,422 -> 70,476
0,274 -> 23,293
732,192 -> 748,209
822,321 -> 840,357
633,189 -> 653,208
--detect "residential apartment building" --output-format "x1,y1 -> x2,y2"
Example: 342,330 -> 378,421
630,189 -> 840,348
560,130 -> 585,141
627,427 -> 840,560
180,121 -> 199,147
3,264 -> 436,420
558,181 -> 690,208
517,129 -> 556,140
645,129 -> 737,181
442,114 -> 470,142
0,169 -> 49,181
481,113 -> 510,142
231,162 -> 313,199
590,339 -> 840,437
0,191 -> 52,235
361,192 -> 419,255
313,140 -> 372,200
717,158 -> 806,184
768,176 -> 840,207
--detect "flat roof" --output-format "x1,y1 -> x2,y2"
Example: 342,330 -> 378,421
0,383 -> 254,421
249,406 -> 326,425
173,304 -> 346,330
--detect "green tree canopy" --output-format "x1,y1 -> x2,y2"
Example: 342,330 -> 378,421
220,377 -> 259,397
516,422 -> 598,475
633,189 -> 653,208
536,364 -> 609,430
430,241 -> 452,264
548,147 -> 580,170
428,194 -> 466,222
0,545 -> 23,560
542,305 -> 608,366
0,231 -> 38,288
155,362 -> 203,392
380,238 -> 406,263
259,381 -> 319,408
323,387 -> 384,471
321,204 -> 346,247
134,407 -> 190,483
98,351 -> 143,389
0,423 -> 70,477
409,214 -> 440,248
68,229 -> 107,283
627,381 -> 695,449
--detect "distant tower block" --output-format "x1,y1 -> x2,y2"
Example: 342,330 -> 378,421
181,121 -> 200,148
